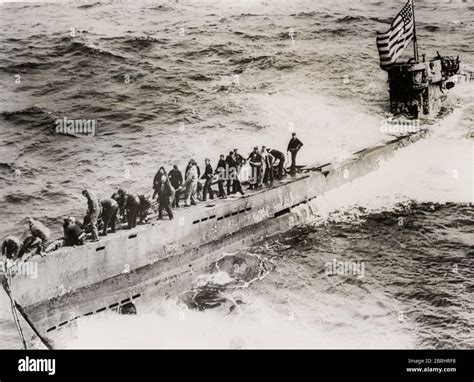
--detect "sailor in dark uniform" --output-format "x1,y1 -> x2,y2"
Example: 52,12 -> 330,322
111,191 -> 126,222
201,158 -> 214,201
261,146 -> 275,186
233,149 -> 245,170
138,195 -> 152,223
63,217 -> 86,246
117,189 -> 141,229
215,155 -> 227,198
152,167 -> 166,200
268,148 -> 286,178
225,151 -> 237,194
287,132 -> 303,174
157,174 -> 175,220
1,236 -> 22,260
247,146 -> 263,189
168,165 -> 183,208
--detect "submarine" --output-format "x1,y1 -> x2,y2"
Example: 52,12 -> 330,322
1,1 -> 470,349
1,131 -> 431,348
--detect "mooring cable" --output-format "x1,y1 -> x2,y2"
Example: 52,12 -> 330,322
5,268 -> 27,349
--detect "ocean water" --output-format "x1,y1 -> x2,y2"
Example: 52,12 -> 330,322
0,0 -> 473,349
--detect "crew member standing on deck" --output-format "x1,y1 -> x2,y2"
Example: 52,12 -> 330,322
201,158 -> 214,202
185,159 -> 201,179
184,160 -> 199,207
152,167 -> 166,200
247,146 -> 262,189
233,148 -> 246,196
225,151 -> 237,195
82,190 -> 101,241
287,132 -> 303,174
234,149 -> 245,170
261,146 -> 275,186
157,173 -> 175,220
215,155 -> 227,198
168,164 -> 183,208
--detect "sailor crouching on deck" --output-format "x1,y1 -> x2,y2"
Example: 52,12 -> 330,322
118,189 -> 140,229
100,197 -> 119,236
82,190 -> 101,242
63,217 -> 85,246
138,195 -> 152,223
268,148 -> 286,179
2,236 -> 22,260
157,173 -> 175,220
19,218 -> 52,258
111,191 -> 126,222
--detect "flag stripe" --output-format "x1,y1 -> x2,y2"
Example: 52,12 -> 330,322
379,42 -> 410,65
377,14 -> 407,40
378,29 -> 413,53
377,22 -> 413,56
378,31 -> 412,61
376,1 -> 414,70
376,20 -> 412,50
377,19 -> 412,45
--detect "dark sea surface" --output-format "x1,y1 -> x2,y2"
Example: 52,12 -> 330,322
0,0 -> 473,349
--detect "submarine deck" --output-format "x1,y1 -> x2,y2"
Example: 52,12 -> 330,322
47,170 -> 311,257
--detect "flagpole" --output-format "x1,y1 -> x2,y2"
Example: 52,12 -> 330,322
411,0 -> 419,61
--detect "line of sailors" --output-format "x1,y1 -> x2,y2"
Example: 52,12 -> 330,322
2,133 -> 303,262
1,189 -> 152,262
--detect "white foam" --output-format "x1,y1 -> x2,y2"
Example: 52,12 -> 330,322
67,296 -> 414,349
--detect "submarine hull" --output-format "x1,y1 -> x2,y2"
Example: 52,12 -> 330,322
3,131 -> 427,348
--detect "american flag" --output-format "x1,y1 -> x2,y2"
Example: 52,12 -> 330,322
376,1 -> 415,70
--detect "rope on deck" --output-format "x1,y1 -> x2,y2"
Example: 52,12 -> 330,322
4,268 -> 27,349
2,265 -> 54,349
